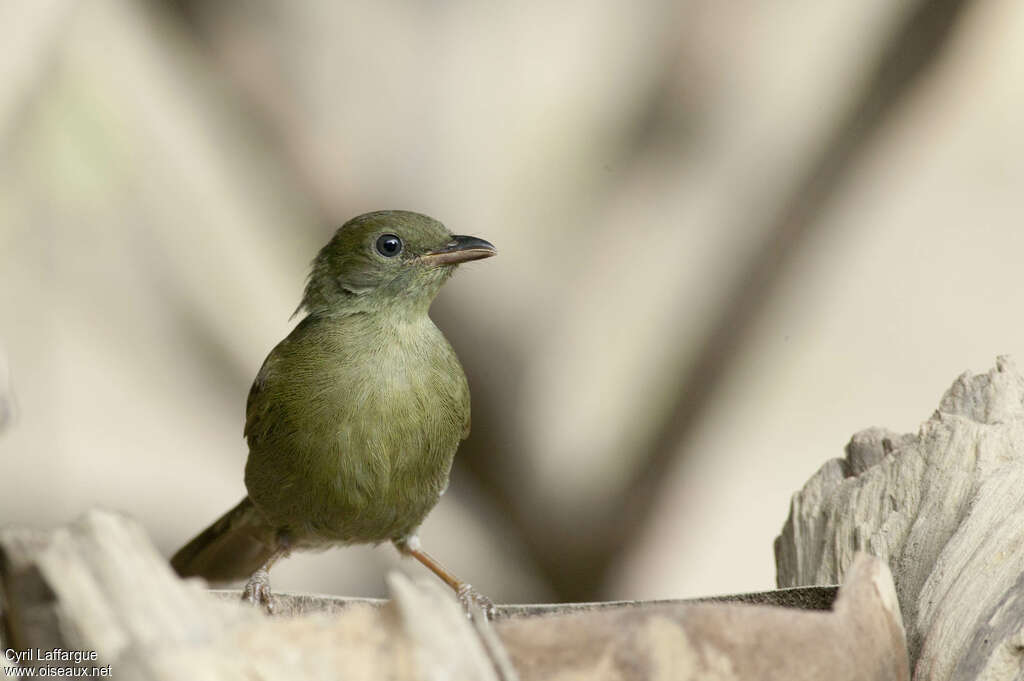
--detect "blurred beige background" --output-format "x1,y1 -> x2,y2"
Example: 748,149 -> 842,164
2,0 -> 1023,604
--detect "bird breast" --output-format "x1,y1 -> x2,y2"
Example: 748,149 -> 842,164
244,313 -> 469,544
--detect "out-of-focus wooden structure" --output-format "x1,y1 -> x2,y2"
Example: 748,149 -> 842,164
0,510 -> 904,680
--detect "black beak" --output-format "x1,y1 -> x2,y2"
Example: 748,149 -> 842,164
420,235 -> 497,267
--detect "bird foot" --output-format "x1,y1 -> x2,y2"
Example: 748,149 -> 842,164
456,583 -> 496,621
242,568 -> 275,614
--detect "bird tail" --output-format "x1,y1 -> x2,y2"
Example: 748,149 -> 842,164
170,496 -> 277,585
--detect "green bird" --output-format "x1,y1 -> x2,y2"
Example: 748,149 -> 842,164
171,210 -> 496,615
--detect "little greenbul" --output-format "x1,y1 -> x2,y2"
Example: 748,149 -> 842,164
171,210 -> 497,616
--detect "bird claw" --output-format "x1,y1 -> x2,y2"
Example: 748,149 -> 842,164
242,568 -> 275,614
456,583 -> 496,621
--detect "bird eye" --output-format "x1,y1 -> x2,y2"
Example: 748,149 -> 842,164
375,234 -> 403,257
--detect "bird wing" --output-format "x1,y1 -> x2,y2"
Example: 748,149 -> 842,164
243,332 -> 294,445
244,354 -> 275,442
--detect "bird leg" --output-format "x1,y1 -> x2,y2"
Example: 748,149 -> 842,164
394,535 -> 496,619
242,533 -> 291,614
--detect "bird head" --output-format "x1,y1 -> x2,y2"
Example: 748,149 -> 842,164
299,210 -> 496,316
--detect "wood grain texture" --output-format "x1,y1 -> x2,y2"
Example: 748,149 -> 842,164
777,355 -> 1024,680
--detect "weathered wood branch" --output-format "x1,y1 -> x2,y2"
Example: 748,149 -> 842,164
1,510 -> 907,679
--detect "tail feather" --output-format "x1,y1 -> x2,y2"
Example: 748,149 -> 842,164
170,496 -> 277,585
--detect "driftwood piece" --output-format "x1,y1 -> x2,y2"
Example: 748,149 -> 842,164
0,510 -> 907,679
776,356 -> 1024,680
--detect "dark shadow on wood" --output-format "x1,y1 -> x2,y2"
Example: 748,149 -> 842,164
205,583 -> 840,619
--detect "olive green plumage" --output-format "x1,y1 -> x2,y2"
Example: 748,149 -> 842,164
172,210 -> 493,585
244,298 -> 469,546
